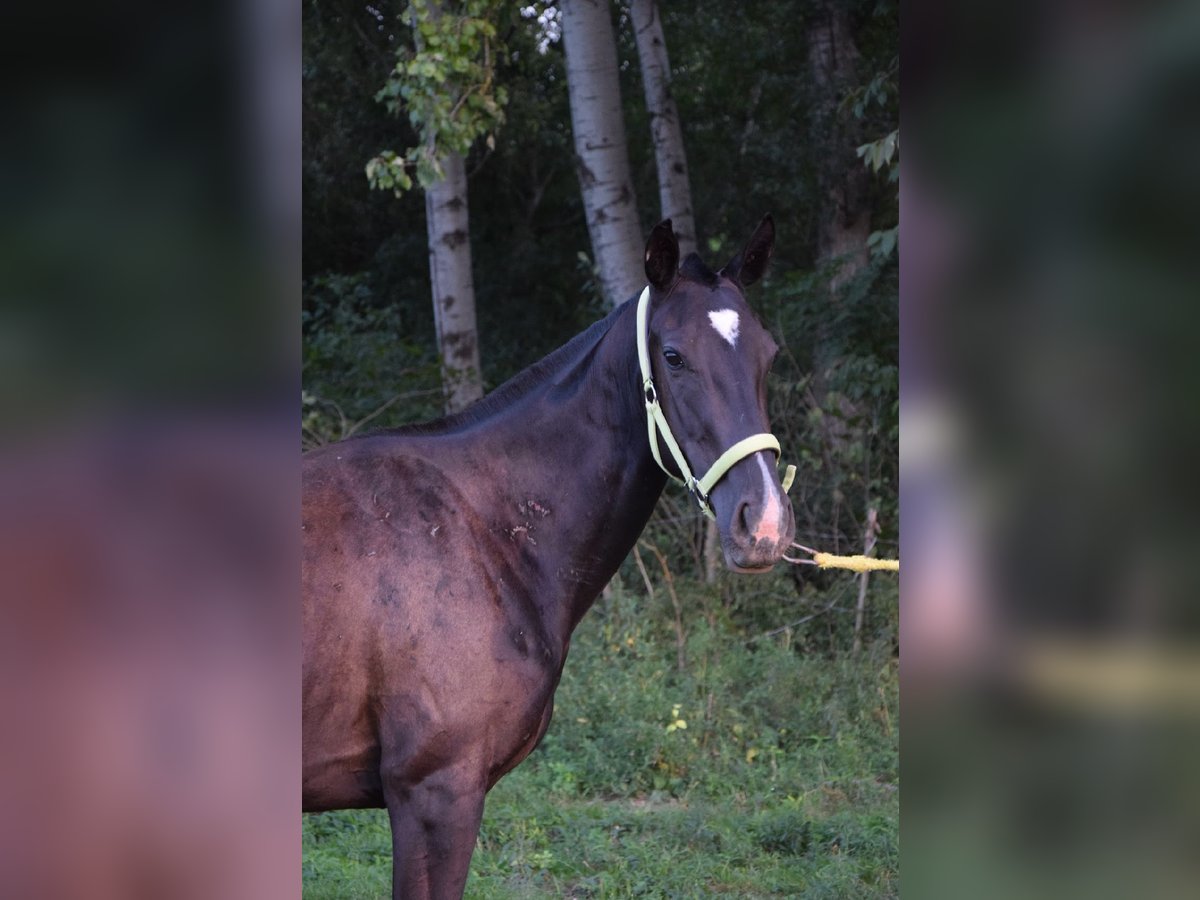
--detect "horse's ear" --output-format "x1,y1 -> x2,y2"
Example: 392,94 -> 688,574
644,218 -> 679,291
721,214 -> 775,287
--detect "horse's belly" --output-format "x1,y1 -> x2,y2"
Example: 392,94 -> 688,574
302,686 -> 385,810
302,752 -> 383,811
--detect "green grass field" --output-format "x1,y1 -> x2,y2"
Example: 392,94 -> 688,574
303,581 -> 899,898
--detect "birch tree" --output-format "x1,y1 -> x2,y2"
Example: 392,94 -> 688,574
561,0 -> 644,307
367,0 -> 507,412
631,0 -> 695,258
421,154 -> 482,411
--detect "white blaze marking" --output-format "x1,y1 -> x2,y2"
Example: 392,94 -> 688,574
752,453 -> 785,545
708,308 -> 740,347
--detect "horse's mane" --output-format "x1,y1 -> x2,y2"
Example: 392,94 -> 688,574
367,296 -> 634,438
680,252 -> 719,287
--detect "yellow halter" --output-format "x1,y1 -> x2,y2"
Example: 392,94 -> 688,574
635,286 -> 796,519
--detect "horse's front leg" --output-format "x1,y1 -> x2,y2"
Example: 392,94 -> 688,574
384,764 -> 486,900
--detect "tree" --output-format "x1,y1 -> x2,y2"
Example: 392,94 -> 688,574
800,1 -> 874,450
631,0 -> 695,258
561,0 -> 644,307
367,0 -> 508,411
805,0 -> 871,293
422,152 -> 483,411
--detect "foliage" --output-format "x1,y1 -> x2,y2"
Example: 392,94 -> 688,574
858,129 -> 899,177
845,55 -> 899,122
768,258 -> 899,561
850,50 -> 900,260
303,578 -> 899,897
302,272 -> 442,446
367,0 -> 508,195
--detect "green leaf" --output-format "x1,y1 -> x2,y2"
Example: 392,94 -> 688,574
368,0 -> 508,192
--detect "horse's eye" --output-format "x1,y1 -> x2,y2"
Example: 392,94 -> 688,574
663,348 -> 685,370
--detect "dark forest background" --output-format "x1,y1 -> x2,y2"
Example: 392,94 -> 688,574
302,0 -> 899,629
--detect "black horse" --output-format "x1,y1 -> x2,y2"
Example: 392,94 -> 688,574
302,217 -> 795,898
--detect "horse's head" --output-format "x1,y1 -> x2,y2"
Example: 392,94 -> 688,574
641,215 -> 796,572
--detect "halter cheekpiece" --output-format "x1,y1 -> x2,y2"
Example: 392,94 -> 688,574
636,285 -> 796,519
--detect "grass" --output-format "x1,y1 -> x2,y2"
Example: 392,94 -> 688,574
303,579 -> 899,898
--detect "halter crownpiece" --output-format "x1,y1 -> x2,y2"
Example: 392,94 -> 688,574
636,286 -> 797,519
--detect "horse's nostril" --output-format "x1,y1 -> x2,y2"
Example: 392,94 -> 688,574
736,501 -> 753,539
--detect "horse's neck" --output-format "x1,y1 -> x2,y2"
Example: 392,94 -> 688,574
483,302 -> 667,641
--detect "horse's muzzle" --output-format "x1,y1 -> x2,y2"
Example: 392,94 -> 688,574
720,455 -> 796,572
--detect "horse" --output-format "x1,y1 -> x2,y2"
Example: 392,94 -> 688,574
302,216 -> 796,898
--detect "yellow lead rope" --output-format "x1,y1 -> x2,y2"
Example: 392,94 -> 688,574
785,543 -> 900,572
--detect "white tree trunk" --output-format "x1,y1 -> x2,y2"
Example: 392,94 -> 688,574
425,152 -> 483,413
561,0 -> 644,307
631,0 -> 695,258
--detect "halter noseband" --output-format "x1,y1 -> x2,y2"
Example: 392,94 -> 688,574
636,285 -> 796,519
